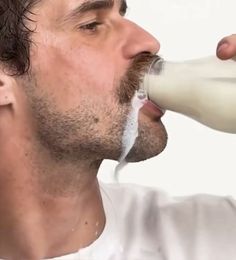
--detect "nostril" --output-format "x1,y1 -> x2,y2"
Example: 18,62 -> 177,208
140,51 -> 152,55
137,51 -> 156,57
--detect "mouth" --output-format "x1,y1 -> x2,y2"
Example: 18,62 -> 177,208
141,100 -> 165,120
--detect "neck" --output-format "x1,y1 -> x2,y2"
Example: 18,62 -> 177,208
0,141 -> 105,260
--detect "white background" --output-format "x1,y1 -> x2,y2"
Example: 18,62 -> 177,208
98,0 -> 236,197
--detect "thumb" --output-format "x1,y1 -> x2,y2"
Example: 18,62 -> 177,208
216,34 -> 236,60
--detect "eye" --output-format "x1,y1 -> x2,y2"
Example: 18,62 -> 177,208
120,1 -> 128,16
79,22 -> 102,32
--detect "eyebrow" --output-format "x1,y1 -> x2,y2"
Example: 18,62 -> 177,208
63,0 -> 127,23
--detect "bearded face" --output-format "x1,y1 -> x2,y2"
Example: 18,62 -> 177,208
19,0 -> 167,164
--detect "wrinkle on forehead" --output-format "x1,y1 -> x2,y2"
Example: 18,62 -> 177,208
32,0 -> 125,23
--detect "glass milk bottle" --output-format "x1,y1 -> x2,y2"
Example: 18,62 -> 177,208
141,56 -> 236,133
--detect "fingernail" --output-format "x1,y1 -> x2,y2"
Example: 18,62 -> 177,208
217,42 -> 229,53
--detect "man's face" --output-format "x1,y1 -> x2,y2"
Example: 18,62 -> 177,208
24,0 -> 167,162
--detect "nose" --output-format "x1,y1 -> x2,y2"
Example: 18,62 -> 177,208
120,19 -> 160,59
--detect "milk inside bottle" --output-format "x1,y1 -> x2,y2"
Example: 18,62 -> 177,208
141,56 -> 236,133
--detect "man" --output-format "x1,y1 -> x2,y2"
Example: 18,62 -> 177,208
0,0 -> 236,259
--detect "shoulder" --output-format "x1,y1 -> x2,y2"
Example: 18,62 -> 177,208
159,193 -> 236,226
100,182 -> 236,237
99,182 -> 236,258
101,181 -> 236,209
99,182 -> 170,210
100,182 -> 236,216
100,181 -> 236,209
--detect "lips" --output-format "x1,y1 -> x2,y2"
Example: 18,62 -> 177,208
141,100 -> 165,119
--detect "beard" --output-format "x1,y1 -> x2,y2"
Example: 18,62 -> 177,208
25,54 -> 167,164
116,53 -> 168,162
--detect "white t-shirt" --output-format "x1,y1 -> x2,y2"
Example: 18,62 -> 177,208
47,182 -> 236,260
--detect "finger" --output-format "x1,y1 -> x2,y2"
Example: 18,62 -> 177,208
217,34 -> 236,60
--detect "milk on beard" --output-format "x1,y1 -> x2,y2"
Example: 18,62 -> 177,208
113,90 -> 147,182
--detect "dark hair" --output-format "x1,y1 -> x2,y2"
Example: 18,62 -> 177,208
0,0 -> 39,76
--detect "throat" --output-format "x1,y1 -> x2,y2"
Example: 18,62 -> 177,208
0,172 -> 105,259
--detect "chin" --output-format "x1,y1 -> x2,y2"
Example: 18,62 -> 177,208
124,120 -> 168,162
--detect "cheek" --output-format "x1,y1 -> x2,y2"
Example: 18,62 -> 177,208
31,44 -> 119,110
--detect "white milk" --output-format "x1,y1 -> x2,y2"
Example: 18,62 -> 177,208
142,56 -> 236,133
113,90 -> 147,182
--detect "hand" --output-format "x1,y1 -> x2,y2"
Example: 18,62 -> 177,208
217,34 -> 236,60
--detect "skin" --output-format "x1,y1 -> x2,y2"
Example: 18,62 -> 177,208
217,34 -> 236,60
0,0 -> 168,259
0,0 -> 234,258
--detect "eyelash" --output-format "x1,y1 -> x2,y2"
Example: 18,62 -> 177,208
79,22 -> 102,32
77,5 -> 128,34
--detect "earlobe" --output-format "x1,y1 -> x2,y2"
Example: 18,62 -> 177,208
0,74 -> 15,106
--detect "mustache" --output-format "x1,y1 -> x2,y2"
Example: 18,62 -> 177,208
117,53 -> 162,104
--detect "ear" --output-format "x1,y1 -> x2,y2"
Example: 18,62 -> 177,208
0,72 -> 16,106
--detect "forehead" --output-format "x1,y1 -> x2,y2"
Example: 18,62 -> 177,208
35,0 -> 122,14
31,0 -> 124,28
